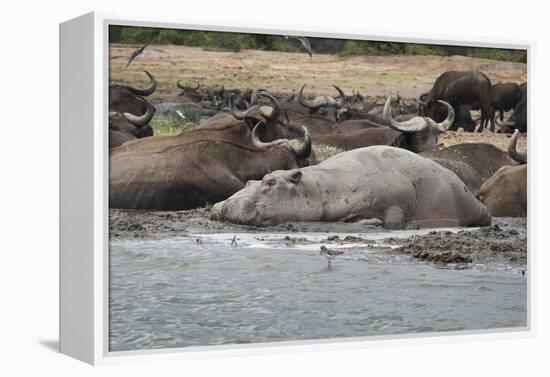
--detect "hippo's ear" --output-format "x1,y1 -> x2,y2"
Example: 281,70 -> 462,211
288,170 -> 302,184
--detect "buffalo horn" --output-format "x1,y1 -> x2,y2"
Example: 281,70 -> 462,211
425,100 -> 455,133
123,97 -> 156,126
257,93 -> 281,121
332,85 -> 346,108
291,126 -> 312,158
111,70 -> 156,97
508,129 -> 527,164
383,95 -> 428,133
229,94 -> 256,120
251,122 -> 311,159
298,84 -> 318,109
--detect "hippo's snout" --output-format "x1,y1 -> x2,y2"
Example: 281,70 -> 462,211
210,201 -> 226,220
211,197 -> 259,225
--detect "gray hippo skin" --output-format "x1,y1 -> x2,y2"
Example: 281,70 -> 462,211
211,146 -> 492,229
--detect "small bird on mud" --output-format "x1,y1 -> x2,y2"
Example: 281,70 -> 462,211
320,245 -> 344,270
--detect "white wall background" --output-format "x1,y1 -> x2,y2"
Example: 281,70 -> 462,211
1,0 -> 548,375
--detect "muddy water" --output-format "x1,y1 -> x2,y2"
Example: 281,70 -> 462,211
109,229 -> 527,352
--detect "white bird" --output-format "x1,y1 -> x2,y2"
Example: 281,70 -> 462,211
320,245 -> 343,270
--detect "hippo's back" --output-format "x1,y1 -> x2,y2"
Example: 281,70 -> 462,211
311,146 -> 491,227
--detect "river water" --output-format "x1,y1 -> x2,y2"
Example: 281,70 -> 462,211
109,229 -> 527,352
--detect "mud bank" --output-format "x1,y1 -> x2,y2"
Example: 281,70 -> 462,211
110,208 -> 527,266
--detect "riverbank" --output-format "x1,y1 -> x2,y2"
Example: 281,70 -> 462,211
110,209 -> 527,267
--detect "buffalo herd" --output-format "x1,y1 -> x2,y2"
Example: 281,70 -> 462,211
108,68 -> 528,228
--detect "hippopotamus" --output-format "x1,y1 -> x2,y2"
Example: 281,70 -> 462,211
211,146 -> 492,229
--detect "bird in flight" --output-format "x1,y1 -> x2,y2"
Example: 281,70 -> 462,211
126,30 -> 160,67
284,35 -> 313,58
126,40 -> 152,67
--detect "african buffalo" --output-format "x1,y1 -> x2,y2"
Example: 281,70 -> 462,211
298,84 -> 346,121
176,80 -> 204,103
110,121 -> 312,210
420,70 -> 492,132
475,130 -> 527,217
289,95 -> 453,164
109,70 -> 156,115
490,82 -> 523,124
496,83 -> 527,133
109,96 -> 155,149
211,146 -> 491,229
420,142 -> 518,193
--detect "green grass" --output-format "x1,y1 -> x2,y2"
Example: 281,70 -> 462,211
378,73 -> 411,83
151,117 -> 182,136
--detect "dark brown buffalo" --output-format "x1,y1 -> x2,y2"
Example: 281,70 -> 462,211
109,97 -> 155,149
490,83 -> 523,122
475,130 -> 527,217
421,143 -> 518,193
496,83 -> 527,133
298,84 -> 346,121
109,121 -> 311,210
295,95 -> 454,163
420,70 -> 493,132
109,70 -> 156,114
223,92 -> 306,140
176,80 -> 203,102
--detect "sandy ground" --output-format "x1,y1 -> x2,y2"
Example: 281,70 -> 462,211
109,44 -> 527,100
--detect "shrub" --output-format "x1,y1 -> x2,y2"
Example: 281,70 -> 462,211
405,44 -> 446,56
341,40 -> 404,56
467,48 -> 527,63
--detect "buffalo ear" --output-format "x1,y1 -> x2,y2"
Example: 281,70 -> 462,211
288,170 -> 302,184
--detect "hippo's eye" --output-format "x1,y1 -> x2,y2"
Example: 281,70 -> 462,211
264,178 -> 277,187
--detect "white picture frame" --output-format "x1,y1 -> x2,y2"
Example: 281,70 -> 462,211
59,11 -> 534,365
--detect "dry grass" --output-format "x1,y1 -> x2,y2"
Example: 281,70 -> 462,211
109,44 -> 527,101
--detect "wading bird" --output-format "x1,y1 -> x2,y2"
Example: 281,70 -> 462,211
320,245 -> 343,270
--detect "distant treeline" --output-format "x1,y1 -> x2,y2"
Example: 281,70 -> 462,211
109,26 -> 527,63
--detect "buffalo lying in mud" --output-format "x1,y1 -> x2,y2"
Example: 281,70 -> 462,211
109,70 -> 156,115
420,70 -> 492,132
299,95 -> 454,162
109,97 -> 155,149
211,146 -> 491,229
109,120 -> 312,210
176,80 -> 203,103
420,142 -> 520,193
475,130 -> 527,217
298,84 -> 346,121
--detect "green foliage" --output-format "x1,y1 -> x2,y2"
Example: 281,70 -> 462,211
117,27 -> 156,44
341,40 -> 404,56
203,32 -> 252,52
405,44 -> 446,56
467,48 -> 527,63
150,117 -> 181,136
